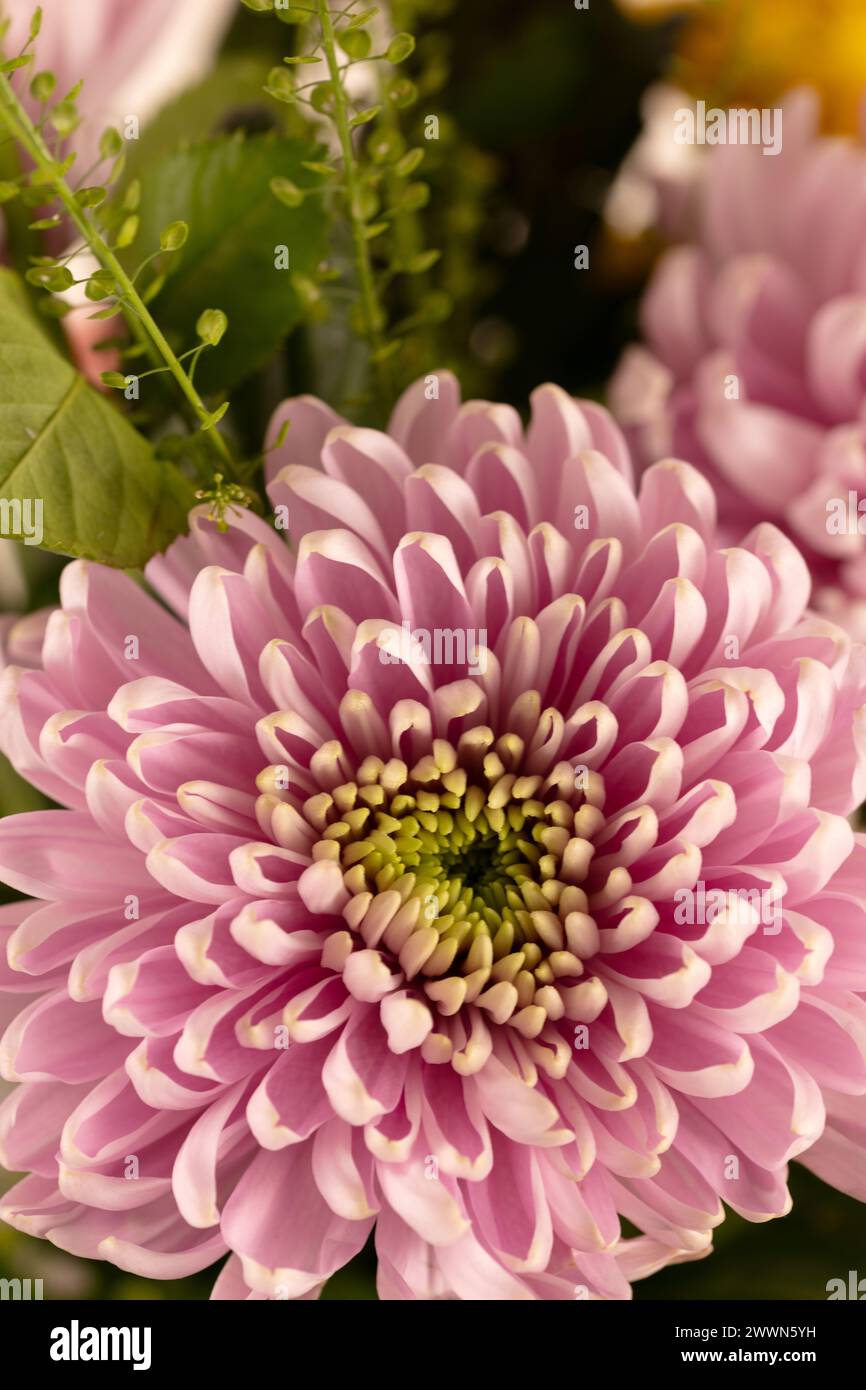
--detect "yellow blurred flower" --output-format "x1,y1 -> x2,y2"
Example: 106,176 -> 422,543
620,0 -> 866,134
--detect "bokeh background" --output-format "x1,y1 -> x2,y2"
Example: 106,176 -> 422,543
2,0 -> 866,1300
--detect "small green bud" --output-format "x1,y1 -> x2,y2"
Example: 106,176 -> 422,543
99,126 -> 123,159
275,5 -> 312,22
75,185 -> 106,209
115,215 -> 139,249
395,148 -> 425,177
349,105 -> 381,129
201,402 -> 230,431
100,371 -> 128,390
26,264 -> 73,291
345,7 -> 379,29
49,100 -> 78,136
310,83 -> 335,113
142,273 -> 166,304
85,270 -> 116,302
338,28 -> 372,60
264,67 -> 295,103
160,220 -> 189,251
270,176 -> 305,208
402,249 -> 441,275
397,181 -> 429,212
29,70 -> 56,102
369,128 -> 405,164
197,308 -> 228,347
386,33 -> 416,64
388,79 -> 417,109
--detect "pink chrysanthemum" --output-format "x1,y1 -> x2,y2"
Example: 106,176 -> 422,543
610,90 -> 866,638
1,373 -> 866,1300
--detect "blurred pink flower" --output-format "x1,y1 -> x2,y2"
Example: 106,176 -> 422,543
1,375 -> 866,1299
4,0 -> 238,170
610,90 -> 866,637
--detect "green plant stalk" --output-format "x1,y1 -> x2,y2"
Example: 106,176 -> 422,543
0,71 -> 240,479
315,0 -> 392,412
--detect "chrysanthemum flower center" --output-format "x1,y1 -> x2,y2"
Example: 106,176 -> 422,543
274,726 -> 610,1040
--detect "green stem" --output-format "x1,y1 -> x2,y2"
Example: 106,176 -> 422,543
0,72 -> 239,478
316,0 -> 391,413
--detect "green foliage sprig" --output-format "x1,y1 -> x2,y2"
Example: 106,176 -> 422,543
0,11 -> 240,481
245,0 -> 447,418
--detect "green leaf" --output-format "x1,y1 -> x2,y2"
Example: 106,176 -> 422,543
120,133 -> 329,393
0,269 -> 194,566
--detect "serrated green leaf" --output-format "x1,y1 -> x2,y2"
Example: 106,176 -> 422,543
119,134 -> 329,393
0,269 -> 194,566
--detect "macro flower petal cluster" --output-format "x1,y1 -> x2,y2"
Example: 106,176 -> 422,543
610,90 -> 866,638
1,373 -> 866,1300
